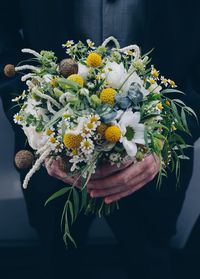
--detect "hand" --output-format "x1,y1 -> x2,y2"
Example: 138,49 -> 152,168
45,158 -> 81,188
87,155 -> 160,204
45,157 -> 133,188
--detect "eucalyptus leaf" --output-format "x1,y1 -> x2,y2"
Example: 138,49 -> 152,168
45,187 -> 70,206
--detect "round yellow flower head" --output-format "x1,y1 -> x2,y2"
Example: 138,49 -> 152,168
67,74 -> 84,87
105,126 -> 121,142
100,88 -> 117,106
87,52 -> 102,68
97,123 -> 107,137
64,133 -> 83,149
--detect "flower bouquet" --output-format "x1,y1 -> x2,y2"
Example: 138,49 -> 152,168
5,36 -> 196,246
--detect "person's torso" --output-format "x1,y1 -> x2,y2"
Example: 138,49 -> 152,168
19,0 -> 199,85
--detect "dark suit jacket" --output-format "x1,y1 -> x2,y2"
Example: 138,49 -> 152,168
0,0 -> 199,227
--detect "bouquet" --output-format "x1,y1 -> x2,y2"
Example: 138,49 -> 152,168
5,36 -> 196,246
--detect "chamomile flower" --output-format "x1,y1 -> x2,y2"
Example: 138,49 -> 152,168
151,66 -> 160,80
81,138 -> 95,155
55,143 -> 64,153
62,40 -> 74,48
168,79 -> 177,88
14,113 -> 23,124
86,39 -> 95,49
46,127 -> 55,137
109,153 -> 121,163
161,76 -> 168,87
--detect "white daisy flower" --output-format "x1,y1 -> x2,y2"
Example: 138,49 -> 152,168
14,113 -> 23,124
118,110 -> 145,158
86,39 -> 95,49
81,138 -> 95,155
62,40 -> 74,48
161,76 -> 168,87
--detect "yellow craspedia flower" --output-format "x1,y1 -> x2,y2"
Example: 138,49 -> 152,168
67,74 -> 84,87
97,123 -> 107,137
87,52 -> 102,67
63,133 -> 83,149
165,100 -> 170,106
105,126 -> 121,142
100,88 -> 117,106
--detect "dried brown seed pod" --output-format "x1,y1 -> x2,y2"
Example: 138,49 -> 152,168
59,59 -> 78,78
4,64 -> 16,77
15,150 -> 35,170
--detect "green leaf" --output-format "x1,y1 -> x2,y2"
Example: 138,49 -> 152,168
181,108 -> 190,133
185,106 -> 199,122
46,105 -> 68,128
57,78 -> 79,91
80,188 -> 88,211
73,188 -> 80,220
45,187 -> 70,206
162,89 -> 185,94
63,231 -> 77,248
178,155 -> 190,160
68,201 -> 74,224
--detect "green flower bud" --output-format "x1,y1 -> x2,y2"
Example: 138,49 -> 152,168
136,151 -> 144,161
90,95 -> 101,107
80,88 -> 89,96
53,88 -> 63,98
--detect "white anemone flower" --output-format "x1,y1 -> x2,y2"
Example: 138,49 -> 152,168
78,63 -> 89,81
119,110 -> 145,158
103,61 -> 127,89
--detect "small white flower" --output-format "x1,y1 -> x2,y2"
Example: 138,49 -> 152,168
119,110 -> 145,158
81,138 -> 95,155
109,153 -> 121,162
161,76 -> 168,87
86,39 -> 95,49
14,113 -> 23,124
62,40 -> 74,48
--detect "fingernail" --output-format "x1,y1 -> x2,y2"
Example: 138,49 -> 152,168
90,192 -> 94,198
105,198 -> 111,204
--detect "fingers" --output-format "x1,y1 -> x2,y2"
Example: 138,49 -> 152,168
104,178 -> 148,204
88,154 -> 160,201
87,155 -> 153,190
88,162 -> 156,198
45,158 -> 81,187
91,159 -> 133,180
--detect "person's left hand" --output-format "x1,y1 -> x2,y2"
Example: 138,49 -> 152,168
87,154 -> 160,204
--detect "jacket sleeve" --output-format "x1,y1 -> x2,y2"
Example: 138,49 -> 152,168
181,69 -> 200,143
0,2 -> 32,160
